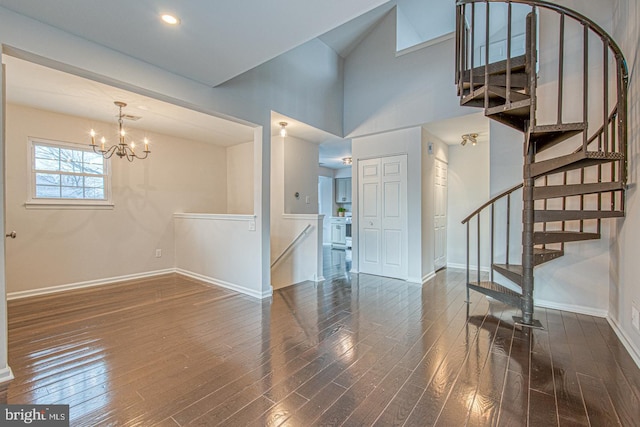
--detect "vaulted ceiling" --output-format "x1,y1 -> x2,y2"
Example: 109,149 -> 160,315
0,0 -> 390,87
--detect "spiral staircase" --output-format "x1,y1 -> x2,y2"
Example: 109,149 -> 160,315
456,0 -> 628,327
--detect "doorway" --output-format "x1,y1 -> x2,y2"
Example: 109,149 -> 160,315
358,155 -> 408,279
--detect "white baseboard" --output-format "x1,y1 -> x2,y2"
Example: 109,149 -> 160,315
315,275 -> 326,282
176,268 -> 272,299
421,271 -> 436,284
407,276 -> 422,284
447,263 -> 491,273
7,269 -> 176,300
534,299 -> 608,318
607,317 -> 640,369
0,367 -> 14,385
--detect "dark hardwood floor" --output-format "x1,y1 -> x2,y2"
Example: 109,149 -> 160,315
6,258 -> 640,425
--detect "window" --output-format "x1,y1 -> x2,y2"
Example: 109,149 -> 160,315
28,138 -> 112,208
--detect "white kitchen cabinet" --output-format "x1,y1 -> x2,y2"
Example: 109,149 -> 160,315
331,218 -> 347,247
335,178 -> 352,203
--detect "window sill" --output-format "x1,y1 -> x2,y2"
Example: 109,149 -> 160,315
25,201 -> 115,210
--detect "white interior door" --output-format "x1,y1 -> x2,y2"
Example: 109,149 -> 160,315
358,158 -> 381,275
358,155 -> 407,279
434,158 -> 447,271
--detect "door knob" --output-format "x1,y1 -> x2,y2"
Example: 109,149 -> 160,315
369,221 -> 373,226
5,231 -> 16,239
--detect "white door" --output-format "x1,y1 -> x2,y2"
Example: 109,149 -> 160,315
358,155 -> 408,279
434,159 -> 448,271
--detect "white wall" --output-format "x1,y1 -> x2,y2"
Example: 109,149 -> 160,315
270,134 -> 322,287
226,141 -> 254,214
174,214 -> 265,298
5,104 -> 227,295
351,126 -> 422,282
610,0 -> 640,361
421,129 -> 448,280
343,8 -> 471,138
284,136 -> 320,214
447,132 -> 490,270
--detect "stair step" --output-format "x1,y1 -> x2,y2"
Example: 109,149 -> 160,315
534,248 -> 564,265
485,99 -> 532,131
492,264 -> 523,286
533,231 -> 600,245
462,55 -> 527,78
527,151 -> 625,178
533,181 -> 625,199
461,72 -> 528,90
534,209 -> 625,222
461,85 -> 530,108
468,281 -> 522,308
530,123 -> 586,153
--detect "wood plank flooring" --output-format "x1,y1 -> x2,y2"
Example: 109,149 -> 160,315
6,259 -> 640,425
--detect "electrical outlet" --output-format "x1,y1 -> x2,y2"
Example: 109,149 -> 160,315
632,304 -> 640,332
248,221 -> 256,231
305,196 -> 310,204
155,249 -> 162,258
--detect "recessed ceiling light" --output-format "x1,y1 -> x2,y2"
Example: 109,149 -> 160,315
161,14 -> 180,25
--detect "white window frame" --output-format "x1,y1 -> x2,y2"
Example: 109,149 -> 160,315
26,137 -> 114,209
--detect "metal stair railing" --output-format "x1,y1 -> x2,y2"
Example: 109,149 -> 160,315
461,183 -> 523,301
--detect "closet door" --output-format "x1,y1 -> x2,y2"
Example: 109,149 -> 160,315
358,155 -> 407,279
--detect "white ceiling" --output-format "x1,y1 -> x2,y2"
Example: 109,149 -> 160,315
423,112 -> 490,146
0,0 -> 389,87
3,56 -> 256,146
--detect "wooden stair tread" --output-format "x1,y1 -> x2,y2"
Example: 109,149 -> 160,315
527,151 -> 625,178
468,281 -> 522,308
533,181 -> 625,199
530,122 -> 586,153
533,231 -> 600,245
534,209 -> 625,222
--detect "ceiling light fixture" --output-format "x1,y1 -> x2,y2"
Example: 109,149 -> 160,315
279,122 -> 288,138
342,157 -> 353,166
90,101 -> 150,162
461,133 -> 479,146
161,14 -> 180,25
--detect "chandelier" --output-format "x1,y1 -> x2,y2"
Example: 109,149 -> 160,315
90,101 -> 150,161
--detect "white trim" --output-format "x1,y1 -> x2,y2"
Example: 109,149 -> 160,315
422,271 -> 436,284
406,276 -> 422,284
174,213 -> 256,221
396,32 -> 455,57
607,317 -> 640,369
282,214 -> 324,220
447,262 -> 491,273
176,268 -> 272,299
7,269 -> 175,300
0,367 -> 14,385
534,299 -> 608,318
25,201 -> 114,210
28,137 -> 113,206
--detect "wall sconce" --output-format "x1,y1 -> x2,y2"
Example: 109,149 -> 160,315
461,133 -> 478,146
342,157 -> 352,165
279,122 -> 288,137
